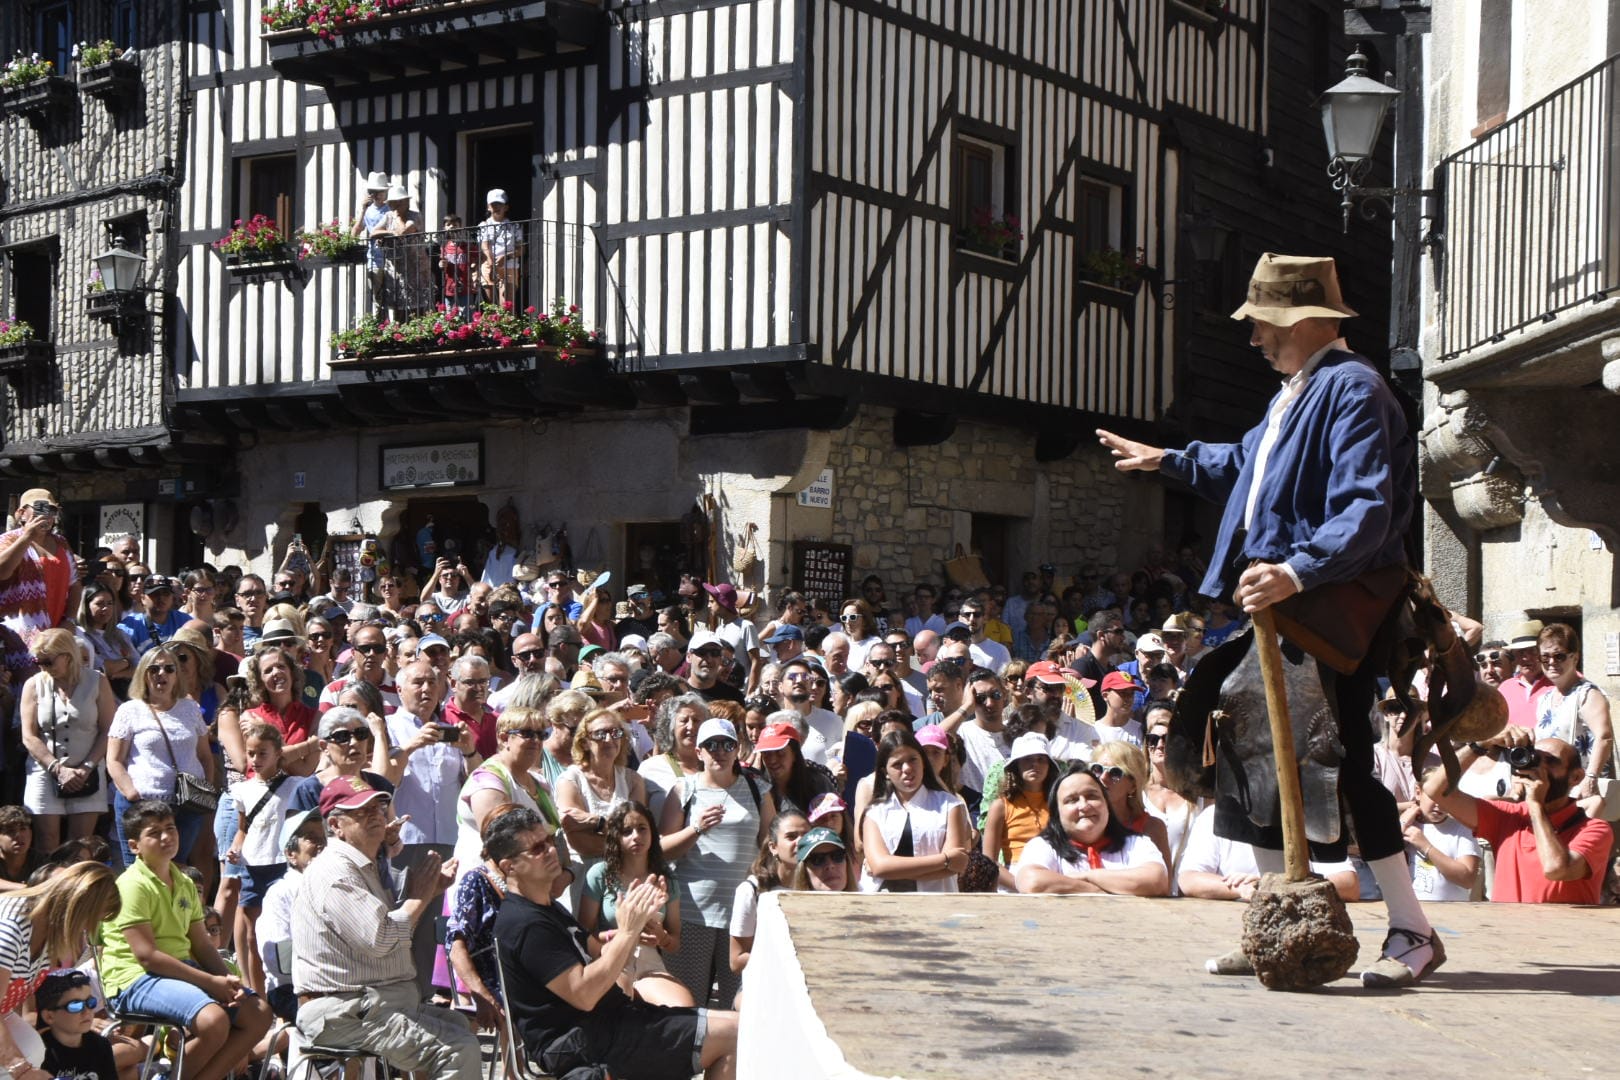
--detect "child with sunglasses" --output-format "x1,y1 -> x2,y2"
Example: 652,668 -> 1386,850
37,970 -> 117,1080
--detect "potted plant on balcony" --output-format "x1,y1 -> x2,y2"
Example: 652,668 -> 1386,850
960,207 -> 1023,261
1080,246 -> 1149,292
76,40 -> 139,101
83,267 -> 120,320
215,214 -> 299,280
1,53 -> 75,120
0,319 -> 51,373
261,0 -> 416,42
331,297 -> 600,363
296,219 -> 364,265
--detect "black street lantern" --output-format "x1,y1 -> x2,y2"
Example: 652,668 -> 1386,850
1319,47 -> 1402,166
94,236 -> 147,295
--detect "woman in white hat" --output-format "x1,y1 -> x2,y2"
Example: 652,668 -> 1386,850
478,188 -> 525,308
377,182 -> 430,319
353,171 -> 392,314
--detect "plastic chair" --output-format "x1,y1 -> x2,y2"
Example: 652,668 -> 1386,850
91,942 -> 190,1080
265,939 -> 391,1080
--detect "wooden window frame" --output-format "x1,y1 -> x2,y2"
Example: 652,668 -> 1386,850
235,154 -> 299,243
33,0 -> 74,75
951,119 -> 1020,265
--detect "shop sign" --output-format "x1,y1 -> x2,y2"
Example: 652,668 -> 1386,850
380,440 -> 484,490
796,468 -> 834,509
99,503 -> 144,547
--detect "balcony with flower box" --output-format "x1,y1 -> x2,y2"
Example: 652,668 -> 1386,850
0,321 -> 52,378
261,0 -> 608,87
77,43 -> 141,104
0,67 -> 75,122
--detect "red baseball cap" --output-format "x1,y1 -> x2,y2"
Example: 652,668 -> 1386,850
1025,661 -> 1068,685
318,775 -> 391,818
754,723 -> 801,753
1101,671 -> 1139,694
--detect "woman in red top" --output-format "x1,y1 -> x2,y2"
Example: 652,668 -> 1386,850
0,489 -> 80,647
243,646 -> 320,777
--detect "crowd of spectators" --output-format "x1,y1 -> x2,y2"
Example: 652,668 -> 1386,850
0,486 -> 1609,1078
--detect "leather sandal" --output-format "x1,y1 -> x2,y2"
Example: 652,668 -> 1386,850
1205,946 -> 1255,976
1360,927 -> 1447,988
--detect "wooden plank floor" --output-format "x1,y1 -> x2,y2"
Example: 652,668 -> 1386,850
776,893 -> 1619,1078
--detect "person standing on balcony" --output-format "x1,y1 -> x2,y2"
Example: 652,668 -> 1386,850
438,212 -> 476,319
353,171 -> 391,317
379,183 -> 431,321
479,189 -> 525,310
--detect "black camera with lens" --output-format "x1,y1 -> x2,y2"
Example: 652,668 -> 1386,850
1505,745 -> 1545,771
29,501 -> 57,519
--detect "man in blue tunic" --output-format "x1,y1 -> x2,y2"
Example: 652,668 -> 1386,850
1097,253 -> 1442,988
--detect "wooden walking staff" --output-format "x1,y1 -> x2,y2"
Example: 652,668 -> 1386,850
1239,604 -> 1359,990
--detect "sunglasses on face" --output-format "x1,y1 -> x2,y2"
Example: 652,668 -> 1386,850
1089,763 -> 1127,782
514,649 -> 545,662
237,590 -> 266,599
692,646 -> 723,659
508,728 -> 547,740
50,996 -> 100,1014
975,690 -> 1003,704
1145,732 -> 1167,748
702,738 -> 739,755
326,729 -> 373,746
588,729 -> 626,743
840,614 -> 863,623
309,632 -> 333,643
1476,651 -> 1503,665
521,836 -> 557,858
354,643 -> 387,656
869,659 -> 895,669
1540,652 -> 1571,665
803,849 -> 844,870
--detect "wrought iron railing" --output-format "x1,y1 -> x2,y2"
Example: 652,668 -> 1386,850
1437,56 -> 1620,361
358,215 -> 596,327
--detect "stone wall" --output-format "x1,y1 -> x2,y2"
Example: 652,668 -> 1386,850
823,406 -> 1162,590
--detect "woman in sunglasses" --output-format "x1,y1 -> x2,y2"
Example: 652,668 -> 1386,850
303,615 -> 339,687
1014,763 -> 1169,895
557,710 -> 647,874
658,717 -> 775,1009
790,826 -> 854,892
105,647 -> 215,864
837,599 -> 882,670
1092,741 -> 1174,873
453,704 -> 565,901
1533,622 -> 1613,799
0,863 -> 121,1080
20,629 -> 115,854
288,703 -> 395,814
1140,703 -> 1200,894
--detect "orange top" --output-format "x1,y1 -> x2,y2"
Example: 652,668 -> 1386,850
1002,790 -> 1050,866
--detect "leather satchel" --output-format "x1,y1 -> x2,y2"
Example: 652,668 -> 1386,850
1270,563 -> 1409,676
148,703 -> 221,815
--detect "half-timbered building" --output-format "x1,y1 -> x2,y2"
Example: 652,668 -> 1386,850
4,0 -> 1390,596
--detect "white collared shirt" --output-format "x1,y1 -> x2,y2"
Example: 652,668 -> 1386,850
1243,337 -> 1345,590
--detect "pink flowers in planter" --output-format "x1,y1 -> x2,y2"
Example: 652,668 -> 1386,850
331,297 -> 600,361
262,0 -> 422,41
214,214 -> 287,259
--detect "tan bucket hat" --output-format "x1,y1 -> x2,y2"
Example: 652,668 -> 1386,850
1229,253 -> 1358,326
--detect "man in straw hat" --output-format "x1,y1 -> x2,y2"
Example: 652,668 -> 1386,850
353,170 -> 392,315
1098,253 -> 1441,988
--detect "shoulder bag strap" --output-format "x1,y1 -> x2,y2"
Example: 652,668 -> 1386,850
147,702 -> 183,773
240,773 -> 291,830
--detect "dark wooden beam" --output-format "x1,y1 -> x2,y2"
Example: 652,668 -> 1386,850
893,410 -> 957,447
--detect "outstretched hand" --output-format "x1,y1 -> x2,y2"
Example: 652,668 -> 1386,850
1096,429 -> 1165,472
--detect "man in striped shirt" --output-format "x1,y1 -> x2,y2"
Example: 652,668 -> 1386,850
291,777 -> 478,1080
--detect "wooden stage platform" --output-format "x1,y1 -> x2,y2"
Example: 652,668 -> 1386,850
737,892 -> 1619,1079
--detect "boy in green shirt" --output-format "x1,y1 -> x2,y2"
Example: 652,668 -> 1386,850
100,800 -> 272,1080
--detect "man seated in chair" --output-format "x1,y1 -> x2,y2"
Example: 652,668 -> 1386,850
494,808 -> 739,1080
291,777 -> 480,1080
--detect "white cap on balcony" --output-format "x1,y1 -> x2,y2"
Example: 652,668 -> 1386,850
365,171 -> 390,191
486,188 -> 509,205
386,183 -> 411,203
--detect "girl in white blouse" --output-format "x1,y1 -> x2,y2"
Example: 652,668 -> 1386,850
858,730 -> 970,893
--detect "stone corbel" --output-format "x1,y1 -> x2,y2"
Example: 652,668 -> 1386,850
1419,393 -> 1525,530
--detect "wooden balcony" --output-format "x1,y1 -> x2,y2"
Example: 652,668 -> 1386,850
264,0 -> 606,87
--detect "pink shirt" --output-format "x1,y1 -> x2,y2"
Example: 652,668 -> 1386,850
1498,673 -> 1551,730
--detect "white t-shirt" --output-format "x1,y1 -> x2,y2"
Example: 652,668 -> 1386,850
899,680 -> 929,718
108,698 -> 209,800
970,638 -> 1011,674
847,636 -> 882,672
638,753 -> 685,821
257,867 -> 303,988
1048,716 -> 1099,762
1179,804 -> 1353,880
1014,832 -> 1166,878
957,721 -> 1009,793
716,617 -> 762,659
730,876 -> 764,938
798,708 -> 846,767
1093,719 -> 1143,747
480,546 -> 519,588
1410,817 -> 1480,903
228,773 -> 298,866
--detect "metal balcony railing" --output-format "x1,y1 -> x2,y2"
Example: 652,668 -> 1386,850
1437,56 -> 1620,361
360,216 -> 597,328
